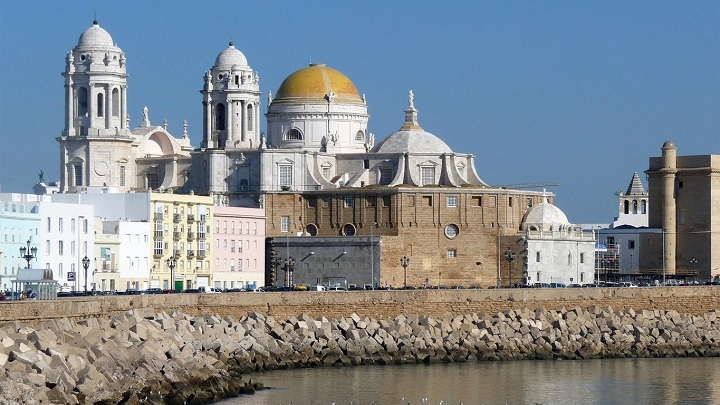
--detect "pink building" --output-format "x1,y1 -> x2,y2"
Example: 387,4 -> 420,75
212,206 -> 266,289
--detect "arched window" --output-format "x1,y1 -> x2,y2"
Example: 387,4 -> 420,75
247,104 -> 253,131
342,224 -> 356,236
215,103 -> 226,131
78,87 -> 88,116
97,93 -> 104,117
73,162 -> 83,186
285,128 -> 303,140
237,179 -> 248,192
641,200 -> 647,214
355,130 -> 364,142
112,88 -> 120,117
623,200 -> 629,214
632,200 -> 638,214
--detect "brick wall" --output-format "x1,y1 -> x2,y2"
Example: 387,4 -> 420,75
2,287 -> 719,323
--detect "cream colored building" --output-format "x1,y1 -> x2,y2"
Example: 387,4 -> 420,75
150,193 -> 213,291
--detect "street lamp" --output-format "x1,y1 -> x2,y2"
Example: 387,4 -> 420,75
286,257 -> 295,287
504,248 -> 516,287
690,257 -> 698,280
19,239 -> 37,269
82,255 -> 90,293
166,256 -> 177,291
400,256 -> 410,289
370,222 -> 377,290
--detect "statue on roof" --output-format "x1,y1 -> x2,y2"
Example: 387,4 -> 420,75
409,89 -> 414,108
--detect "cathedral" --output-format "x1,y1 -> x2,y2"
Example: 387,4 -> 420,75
56,20 -> 560,288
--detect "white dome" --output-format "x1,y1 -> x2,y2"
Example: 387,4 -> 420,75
373,129 -> 452,154
373,102 -> 452,154
522,197 -> 570,230
214,42 -> 248,68
77,21 -> 114,48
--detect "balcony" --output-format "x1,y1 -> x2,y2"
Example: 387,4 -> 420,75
197,250 -> 206,259
173,231 -> 181,241
187,232 -> 195,241
173,214 -> 181,223
154,212 -> 163,221
187,250 -> 195,258
153,252 -> 164,259
187,214 -> 195,223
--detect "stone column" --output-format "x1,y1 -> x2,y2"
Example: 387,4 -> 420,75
206,98 -> 213,148
662,141 -> 677,275
105,85 -> 112,129
240,100 -> 246,143
121,86 -> 127,129
66,80 -> 74,135
88,83 -> 96,131
227,100 -> 233,147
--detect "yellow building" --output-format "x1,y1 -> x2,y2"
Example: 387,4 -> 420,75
150,192 -> 213,290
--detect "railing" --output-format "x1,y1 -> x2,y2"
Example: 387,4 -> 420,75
187,214 -> 195,223
197,250 -> 206,259
187,250 -> 195,258
173,231 -> 181,241
173,214 -> 181,223
187,232 -> 195,241
154,213 -> 163,221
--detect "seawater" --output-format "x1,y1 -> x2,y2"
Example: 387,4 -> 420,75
220,357 -> 720,405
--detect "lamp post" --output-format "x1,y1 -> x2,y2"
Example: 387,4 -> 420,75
690,257 -> 698,281
19,239 -> 37,269
166,256 -> 177,291
370,222 -> 376,290
286,257 -> 295,287
82,255 -> 90,293
400,255 -> 410,289
504,248 -> 516,287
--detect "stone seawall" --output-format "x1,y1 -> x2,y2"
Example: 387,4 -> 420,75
2,305 -> 720,404
2,287 -> 720,323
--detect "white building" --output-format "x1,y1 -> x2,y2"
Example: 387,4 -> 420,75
57,20 -> 194,193
521,196 -> 595,285
612,171 -> 649,228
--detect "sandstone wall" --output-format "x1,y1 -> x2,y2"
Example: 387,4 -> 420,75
2,287 -> 719,323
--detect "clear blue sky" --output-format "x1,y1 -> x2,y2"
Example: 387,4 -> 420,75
1,2 -> 718,223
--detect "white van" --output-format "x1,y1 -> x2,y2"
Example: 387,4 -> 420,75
198,286 -> 221,293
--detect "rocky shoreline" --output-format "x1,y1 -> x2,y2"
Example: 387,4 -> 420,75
2,305 -> 720,404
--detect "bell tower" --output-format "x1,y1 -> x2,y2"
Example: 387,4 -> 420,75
58,20 -> 134,193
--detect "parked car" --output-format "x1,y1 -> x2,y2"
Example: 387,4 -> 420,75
183,288 -> 200,294
618,282 -> 639,288
549,283 -> 567,288
198,286 -> 221,294
327,286 -> 348,291
143,288 -> 164,295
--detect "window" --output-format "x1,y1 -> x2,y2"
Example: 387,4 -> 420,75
355,130 -> 364,141
285,128 -> 303,140
147,173 -> 159,190
74,163 -> 83,186
59,241 -> 64,255
423,196 -> 433,207
420,166 -> 435,186
215,103 -> 226,131
379,167 -> 392,185
230,240 -> 235,253
447,249 -> 457,258
342,224 -> 356,236
509,197 -> 514,207
444,224 -> 459,239
632,200 -> 638,214
382,196 -> 391,207
97,93 -> 104,117
322,165 -> 331,180
641,200 -> 647,214
344,196 -> 354,208
71,218 -> 76,233
446,196 -> 458,208
366,197 -> 376,207
279,164 -> 292,187
628,240 -> 636,250
59,219 -> 63,233
46,241 -> 50,255
305,224 -> 318,236
46,218 -> 51,232
364,160 -> 370,169
154,240 -> 163,256
237,179 -> 249,192
580,253 -> 585,264
536,252 -> 541,262
307,197 -> 317,208
526,198 -> 533,208
112,88 -> 119,117
281,216 -> 290,233
472,196 -> 482,207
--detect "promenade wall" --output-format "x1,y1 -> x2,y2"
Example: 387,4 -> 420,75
2,287 -> 719,323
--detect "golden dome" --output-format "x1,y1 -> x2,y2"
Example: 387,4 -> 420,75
273,64 -> 363,105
